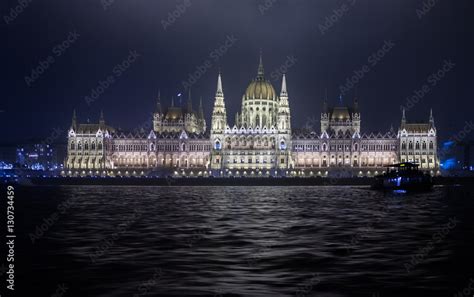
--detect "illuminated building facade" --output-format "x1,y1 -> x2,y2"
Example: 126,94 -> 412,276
65,55 -> 438,176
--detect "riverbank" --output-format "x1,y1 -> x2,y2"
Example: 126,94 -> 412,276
10,176 -> 474,186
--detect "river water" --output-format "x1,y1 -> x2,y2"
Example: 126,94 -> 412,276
12,185 -> 474,296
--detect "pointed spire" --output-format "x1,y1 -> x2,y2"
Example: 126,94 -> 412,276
429,108 -> 434,125
402,108 -> 406,124
187,88 -> 193,113
323,89 -> 328,113
257,50 -> 264,81
280,74 -> 288,97
216,72 -> 224,97
156,90 -> 162,114
71,109 -> 77,129
99,110 -> 105,127
198,96 -> 204,119
235,112 -> 240,127
353,89 -> 359,112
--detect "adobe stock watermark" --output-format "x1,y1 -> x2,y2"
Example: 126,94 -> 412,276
258,0 -> 278,15
294,273 -> 321,297
24,31 -> 80,87
89,209 -> 143,263
162,0 -> 192,31
404,217 -> 459,273
133,268 -> 163,297
399,59 -> 455,112
28,196 -> 80,244
40,127 -> 64,147
101,0 -> 116,10
3,0 -> 33,25
454,278 -> 474,297
50,283 -> 68,297
85,50 -> 140,106
416,0 -> 440,19
318,0 -> 356,36
339,40 -> 395,96
269,55 -> 298,82
438,120 -> 474,161
181,35 -> 238,91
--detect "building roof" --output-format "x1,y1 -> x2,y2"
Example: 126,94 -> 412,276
76,124 -> 115,134
401,123 -> 432,133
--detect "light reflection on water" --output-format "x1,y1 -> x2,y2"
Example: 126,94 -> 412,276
15,185 -> 474,297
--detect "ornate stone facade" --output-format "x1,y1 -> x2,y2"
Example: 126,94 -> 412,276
64,55 -> 438,177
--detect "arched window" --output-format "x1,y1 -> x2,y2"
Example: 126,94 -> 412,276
84,142 -> 89,150
416,142 -> 420,150
354,143 -> 359,151
422,142 -> 427,150
429,141 -> 434,149
91,142 -> 96,150
402,142 -> 406,150
78,142 -> 82,150
70,141 -> 75,150
323,143 -> 327,151
409,141 -> 413,150
98,142 -> 102,150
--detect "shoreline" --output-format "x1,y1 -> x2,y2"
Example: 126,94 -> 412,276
8,176 -> 474,187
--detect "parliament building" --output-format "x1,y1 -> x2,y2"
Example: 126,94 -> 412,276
64,55 -> 439,177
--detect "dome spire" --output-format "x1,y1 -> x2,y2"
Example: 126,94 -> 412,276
257,50 -> 264,81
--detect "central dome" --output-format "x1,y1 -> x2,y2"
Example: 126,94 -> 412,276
245,80 -> 276,99
244,53 -> 277,100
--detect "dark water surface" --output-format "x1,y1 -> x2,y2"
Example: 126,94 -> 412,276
11,186 -> 474,296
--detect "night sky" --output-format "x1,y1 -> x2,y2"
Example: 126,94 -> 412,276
2,0 -> 472,144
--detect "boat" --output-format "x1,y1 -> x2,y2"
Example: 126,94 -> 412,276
372,162 -> 433,192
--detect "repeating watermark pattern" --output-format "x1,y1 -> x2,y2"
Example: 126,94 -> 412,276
84,50 -> 140,106
454,278 -> 474,297
50,283 -> 68,297
416,0 -> 440,19
318,0 -> 356,36
339,40 -> 395,96
101,0 -> 116,10
294,273 -> 321,297
28,195 -> 80,244
185,226 -> 209,248
303,116 -> 319,132
25,31 -> 80,87
40,127 -> 64,147
132,268 -> 163,297
181,34 -> 238,91
345,196 -> 397,254
404,217 -> 459,273
162,0 -> 192,31
399,59 -> 455,112
89,208 -> 143,263
258,0 -> 278,15
269,55 -> 298,82
438,121 -> 474,161
3,0 -> 33,24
